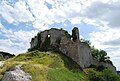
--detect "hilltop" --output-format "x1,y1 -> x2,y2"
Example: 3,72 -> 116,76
0,50 -> 120,81
0,50 -> 88,81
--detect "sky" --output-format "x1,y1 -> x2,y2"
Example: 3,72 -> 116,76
0,0 -> 120,71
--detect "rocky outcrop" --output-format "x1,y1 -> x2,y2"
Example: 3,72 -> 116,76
2,65 -> 31,81
92,58 -> 117,74
0,51 -> 15,60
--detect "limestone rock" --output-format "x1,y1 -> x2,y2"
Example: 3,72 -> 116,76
0,61 -> 5,68
2,65 -> 31,81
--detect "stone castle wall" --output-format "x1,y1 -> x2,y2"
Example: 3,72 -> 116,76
59,42 -> 79,63
77,42 -> 93,68
59,42 -> 93,69
29,27 -> 116,73
40,28 -> 65,45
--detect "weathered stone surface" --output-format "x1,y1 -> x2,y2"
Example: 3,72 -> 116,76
0,61 -> 5,68
92,58 -> 117,74
2,65 -> 31,81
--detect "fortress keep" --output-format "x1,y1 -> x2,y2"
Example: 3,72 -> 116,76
28,27 -> 116,73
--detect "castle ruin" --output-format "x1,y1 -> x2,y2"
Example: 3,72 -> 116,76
28,27 -> 116,73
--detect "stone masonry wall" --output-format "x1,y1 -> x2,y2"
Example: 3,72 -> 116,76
59,42 -> 79,63
59,42 -> 92,69
40,28 -> 65,45
29,27 -> 116,74
77,42 -> 93,68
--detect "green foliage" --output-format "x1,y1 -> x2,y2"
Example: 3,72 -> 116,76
1,50 -> 119,81
47,68 -> 87,81
72,29 -> 77,42
91,46 -> 111,63
0,50 -> 88,81
84,68 -> 120,81
102,69 -> 119,81
30,50 -> 44,57
37,32 -> 41,47
84,68 -> 103,81
23,64 -> 48,81
80,38 -> 112,63
80,38 -> 91,45
41,35 -> 51,51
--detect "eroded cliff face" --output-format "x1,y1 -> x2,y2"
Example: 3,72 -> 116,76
2,65 -> 31,81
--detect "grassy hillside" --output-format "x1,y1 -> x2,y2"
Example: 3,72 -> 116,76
0,50 -> 88,81
0,50 -> 120,81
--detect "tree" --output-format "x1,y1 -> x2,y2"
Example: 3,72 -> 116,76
91,46 -> 110,62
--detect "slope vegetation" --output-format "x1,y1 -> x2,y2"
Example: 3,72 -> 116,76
0,50 -> 87,81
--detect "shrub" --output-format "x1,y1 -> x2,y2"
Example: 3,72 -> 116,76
84,68 -> 103,81
102,69 -> 119,81
40,35 -> 51,51
84,68 -> 120,81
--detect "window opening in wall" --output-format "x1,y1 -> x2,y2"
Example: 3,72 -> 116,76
48,34 -> 51,38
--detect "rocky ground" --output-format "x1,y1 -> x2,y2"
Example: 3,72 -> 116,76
1,65 -> 32,81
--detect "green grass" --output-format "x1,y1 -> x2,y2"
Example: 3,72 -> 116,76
1,50 -> 119,81
0,50 -> 88,81
47,68 -> 86,81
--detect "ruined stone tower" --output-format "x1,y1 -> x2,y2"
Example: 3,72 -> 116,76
28,27 -> 116,73
72,27 -> 79,42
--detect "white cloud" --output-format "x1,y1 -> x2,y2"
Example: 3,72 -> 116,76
69,17 -> 82,24
1,0 -> 120,29
89,28 -> 120,70
90,28 -> 120,46
26,0 -> 83,29
0,22 -> 38,54
0,1 -> 35,24
82,0 -> 120,28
